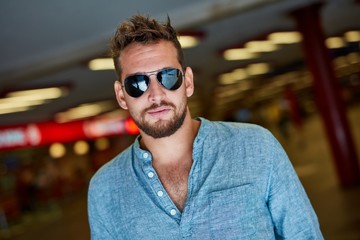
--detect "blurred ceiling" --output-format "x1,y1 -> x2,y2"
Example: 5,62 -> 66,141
0,0 -> 359,126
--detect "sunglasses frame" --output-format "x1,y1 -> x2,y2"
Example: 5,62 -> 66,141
122,67 -> 184,98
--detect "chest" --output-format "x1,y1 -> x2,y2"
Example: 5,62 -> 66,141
155,161 -> 192,211
115,175 -> 272,239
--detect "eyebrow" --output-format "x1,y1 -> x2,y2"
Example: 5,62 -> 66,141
125,67 -> 172,78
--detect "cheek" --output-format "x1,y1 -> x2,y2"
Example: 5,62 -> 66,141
126,99 -> 145,116
176,91 -> 188,109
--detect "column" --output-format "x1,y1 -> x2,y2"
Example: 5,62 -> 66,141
292,4 -> 360,187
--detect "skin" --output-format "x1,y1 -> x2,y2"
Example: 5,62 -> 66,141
114,40 -> 201,210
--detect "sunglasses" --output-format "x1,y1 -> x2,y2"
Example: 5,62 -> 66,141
122,68 -> 183,98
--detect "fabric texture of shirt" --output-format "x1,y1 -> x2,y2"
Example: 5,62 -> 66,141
88,118 -> 323,239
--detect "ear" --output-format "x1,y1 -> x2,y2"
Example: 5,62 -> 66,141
114,80 -> 128,110
184,67 -> 194,97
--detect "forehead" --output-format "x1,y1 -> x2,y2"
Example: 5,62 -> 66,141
119,41 -> 180,77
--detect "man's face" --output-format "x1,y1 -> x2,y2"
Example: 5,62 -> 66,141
114,40 -> 194,138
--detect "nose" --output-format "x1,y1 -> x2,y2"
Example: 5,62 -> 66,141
147,76 -> 166,103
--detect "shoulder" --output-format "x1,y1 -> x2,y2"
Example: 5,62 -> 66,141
88,145 -> 132,195
199,118 -> 283,158
202,118 -> 273,140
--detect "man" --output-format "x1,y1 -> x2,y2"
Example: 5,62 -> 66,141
87,15 -> 323,239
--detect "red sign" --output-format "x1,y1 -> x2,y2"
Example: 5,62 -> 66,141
0,117 -> 139,151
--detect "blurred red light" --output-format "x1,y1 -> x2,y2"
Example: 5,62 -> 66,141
125,118 -> 139,135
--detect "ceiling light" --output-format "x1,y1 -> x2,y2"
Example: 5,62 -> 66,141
218,68 -> 248,85
88,58 -> 114,71
178,35 -> 199,48
268,31 -> 302,44
0,87 -> 67,115
0,99 -> 47,108
216,87 -> 243,98
0,106 -> 33,115
232,68 -> 248,79
218,73 -> 235,85
246,63 -> 270,75
215,82 -> 250,99
7,87 -> 64,98
3,94 -> 55,103
245,40 -> 279,53
344,31 -> 360,42
55,101 -> 116,123
56,104 -> 103,122
223,48 -> 258,60
346,52 -> 360,64
0,99 -> 47,115
325,37 -> 346,49
334,56 -> 348,68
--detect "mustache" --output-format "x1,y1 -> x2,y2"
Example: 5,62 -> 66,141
145,101 -> 175,112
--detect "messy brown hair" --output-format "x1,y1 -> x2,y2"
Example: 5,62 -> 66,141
110,15 -> 184,78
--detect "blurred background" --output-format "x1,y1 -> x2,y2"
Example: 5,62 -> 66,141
0,0 -> 360,239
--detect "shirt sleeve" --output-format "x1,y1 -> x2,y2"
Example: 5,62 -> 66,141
88,178 -> 116,240
265,131 -> 324,239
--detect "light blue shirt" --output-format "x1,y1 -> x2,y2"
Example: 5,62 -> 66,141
88,118 -> 323,239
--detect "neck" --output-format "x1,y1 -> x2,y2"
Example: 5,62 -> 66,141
139,113 -> 200,166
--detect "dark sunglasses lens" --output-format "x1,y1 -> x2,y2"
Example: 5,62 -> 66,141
157,68 -> 182,90
124,75 -> 149,97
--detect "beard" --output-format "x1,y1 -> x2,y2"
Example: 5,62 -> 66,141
132,100 -> 187,139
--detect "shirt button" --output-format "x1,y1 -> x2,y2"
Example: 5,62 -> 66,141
143,152 -> 149,158
157,191 -> 164,197
147,172 -> 154,178
170,209 -> 176,215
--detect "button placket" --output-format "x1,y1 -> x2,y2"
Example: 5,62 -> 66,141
147,171 -> 154,178
170,209 -> 177,216
180,145 -> 201,235
140,150 -> 181,220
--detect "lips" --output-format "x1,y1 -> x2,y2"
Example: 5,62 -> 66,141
146,104 -> 172,118
148,106 -> 170,114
